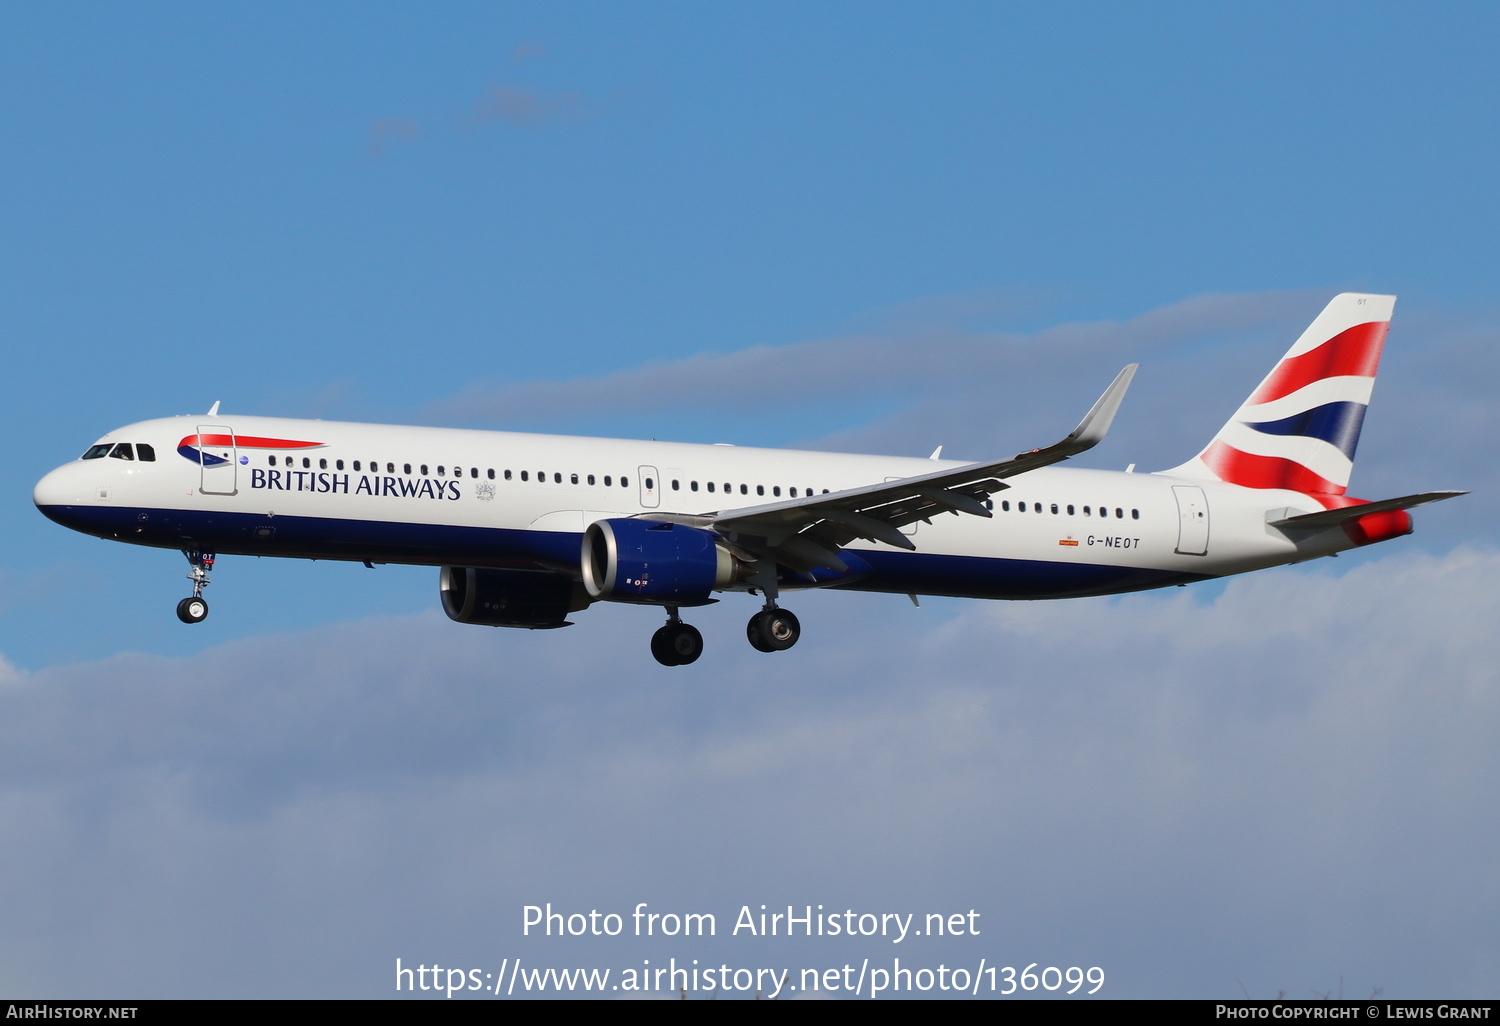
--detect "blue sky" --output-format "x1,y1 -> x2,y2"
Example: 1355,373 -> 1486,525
2,2 -> 1496,999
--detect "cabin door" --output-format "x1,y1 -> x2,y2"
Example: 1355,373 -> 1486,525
1172,485 -> 1209,555
638,466 -> 660,508
196,425 -> 239,495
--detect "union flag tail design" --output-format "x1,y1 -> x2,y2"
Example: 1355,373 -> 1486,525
1163,293 -> 1394,507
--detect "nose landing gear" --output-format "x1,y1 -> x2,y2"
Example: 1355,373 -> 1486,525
650,607 -> 704,666
177,550 -> 215,624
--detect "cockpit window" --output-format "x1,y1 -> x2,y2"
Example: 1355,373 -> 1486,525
82,444 -> 112,460
136,443 -> 156,462
108,443 -> 135,461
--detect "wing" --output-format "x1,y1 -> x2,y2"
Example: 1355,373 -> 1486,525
696,364 -> 1138,574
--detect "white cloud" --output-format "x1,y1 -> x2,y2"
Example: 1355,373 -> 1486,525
0,545 -> 1495,997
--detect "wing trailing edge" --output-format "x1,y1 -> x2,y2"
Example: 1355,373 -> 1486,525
707,364 -> 1138,571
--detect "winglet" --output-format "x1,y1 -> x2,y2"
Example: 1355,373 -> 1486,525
206,401 -> 221,417
1064,364 -> 1137,452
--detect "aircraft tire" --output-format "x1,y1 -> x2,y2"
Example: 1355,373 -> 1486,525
177,596 -> 208,624
650,625 -> 681,665
652,623 -> 703,666
746,615 -> 775,652
749,608 -> 799,652
670,623 -> 703,665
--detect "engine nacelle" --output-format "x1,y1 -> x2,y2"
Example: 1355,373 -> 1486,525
440,566 -> 591,629
581,518 -> 739,605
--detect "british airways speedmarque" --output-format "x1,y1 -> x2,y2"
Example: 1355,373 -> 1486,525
34,294 -> 1463,665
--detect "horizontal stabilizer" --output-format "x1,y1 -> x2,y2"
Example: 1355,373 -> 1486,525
1268,490 -> 1467,530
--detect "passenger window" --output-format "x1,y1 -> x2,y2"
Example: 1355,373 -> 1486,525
571,473 -> 579,484
672,480 -> 680,490
757,485 -> 764,496
304,458 -> 311,469
403,464 -> 411,474
621,477 -> 629,488
587,474 -> 595,485
320,458 -> 328,470
1116,508 -> 1124,519
1051,503 -> 1058,514
690,481 -> 699,492
387,463 -> 395,473
1132,509 -> 1140,520
504,470 -> 512,480
336,459 -> 344,470
741,484 -> 748,495
1083,506 -> 1091,516
707,482 -> 715,493
773,486 -> 781,496
790,487 -> 797,497
1001,500 -> 1010,511
109,443 -> 135,460
604,475 -> 612,486
521,471 -> 529,481
1067,504 -> 1075,515
269,455 -> 279,466
137,444 -> 156,462
437,466 -> 445,476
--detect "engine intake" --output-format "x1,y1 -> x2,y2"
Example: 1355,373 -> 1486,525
582,519 -> 739,605
440,566 -> 590,629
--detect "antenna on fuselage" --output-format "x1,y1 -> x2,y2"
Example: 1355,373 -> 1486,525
206,401 -> 221,417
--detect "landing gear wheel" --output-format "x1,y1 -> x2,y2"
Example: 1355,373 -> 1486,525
651,623 -> 703,666
746,616 -> 775,652
176,596 -> 208,624
748,608 -> 800,652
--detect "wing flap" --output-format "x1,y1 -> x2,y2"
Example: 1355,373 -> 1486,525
710,364 -> 1139,564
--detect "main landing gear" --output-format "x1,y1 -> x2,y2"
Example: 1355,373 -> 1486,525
646,601 -> 802,665
746,606 -> 800,653
176,550 -> 215,624
651,607 -> 704,666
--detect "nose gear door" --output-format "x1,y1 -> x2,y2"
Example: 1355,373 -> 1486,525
196,425 -> 238,495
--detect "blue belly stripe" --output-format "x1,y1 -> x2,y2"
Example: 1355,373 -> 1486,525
37,503 -> 1211,601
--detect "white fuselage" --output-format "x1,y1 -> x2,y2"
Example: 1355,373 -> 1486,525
34,414 -> 1355,602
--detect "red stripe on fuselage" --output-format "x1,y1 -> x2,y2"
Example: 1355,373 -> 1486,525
179,434 -> 324,449
1248,321 -> 1388,405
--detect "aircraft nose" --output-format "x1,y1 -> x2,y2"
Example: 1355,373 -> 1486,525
34,463 -> 86,511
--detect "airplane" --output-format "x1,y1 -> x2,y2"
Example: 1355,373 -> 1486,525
33,293 -> 1463,666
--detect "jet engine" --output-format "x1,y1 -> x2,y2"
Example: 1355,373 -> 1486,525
581,518 -> 741,605
439,566 -> 590,629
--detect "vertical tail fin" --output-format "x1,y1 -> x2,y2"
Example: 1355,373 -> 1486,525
1161,293 -> 1394,501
